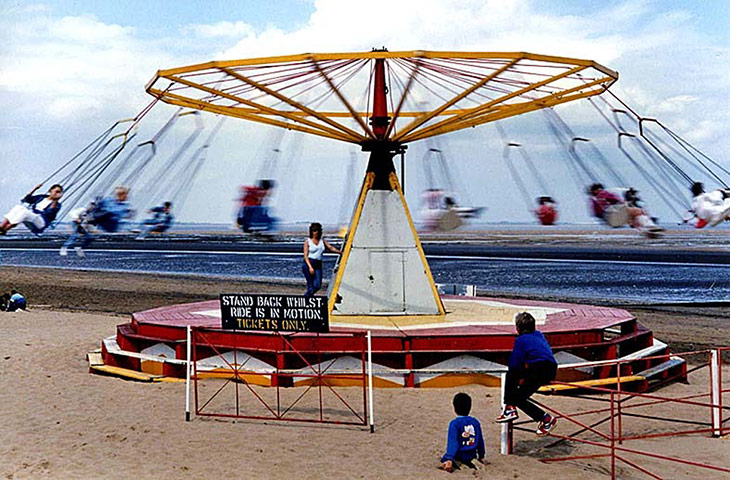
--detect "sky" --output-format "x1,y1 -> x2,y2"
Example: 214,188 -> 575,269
1,0 -> 729,227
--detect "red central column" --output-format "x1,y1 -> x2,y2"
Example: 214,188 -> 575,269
370,58 -> 390,139
362,53 -> 403,190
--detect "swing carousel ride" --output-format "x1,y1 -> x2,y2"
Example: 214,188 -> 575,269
87,49 -> 717,387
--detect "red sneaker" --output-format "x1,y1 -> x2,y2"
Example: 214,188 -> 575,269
536,414 -> 557,436
495,407 -> 518,423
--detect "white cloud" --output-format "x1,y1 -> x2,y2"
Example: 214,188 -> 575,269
683,119 -> 726,144
46,95 -> 103,118
0,13 -> 183,120
182,20 -> 254,38
652,95 -> 699,115
48,14 -> 134,42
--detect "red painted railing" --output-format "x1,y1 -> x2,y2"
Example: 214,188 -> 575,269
504,348 -> 730,479
190,327 -> 368,427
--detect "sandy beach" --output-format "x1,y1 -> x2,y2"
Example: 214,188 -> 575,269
1,266 -> 729,479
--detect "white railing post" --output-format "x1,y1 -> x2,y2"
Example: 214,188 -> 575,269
500,372 -> 513,454
367,330 -> 374,433
710,349 -> 721,437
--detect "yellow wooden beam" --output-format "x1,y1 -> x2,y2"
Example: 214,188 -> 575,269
153,50 -> 615,77
90,364 -> 159,382
164,73 -> 361,142
539,375 -> 645,393
219,66 -> 368,142
148,88 -> 360,143
393,58 -> 520,141
328,172 -> 375,314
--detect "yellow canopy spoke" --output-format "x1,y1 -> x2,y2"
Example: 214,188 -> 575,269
146,50 -> 618,146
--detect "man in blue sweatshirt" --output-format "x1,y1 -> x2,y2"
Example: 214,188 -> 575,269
89,186 -> 132,233
439,392 -> 485,472
496,311 -> 558,436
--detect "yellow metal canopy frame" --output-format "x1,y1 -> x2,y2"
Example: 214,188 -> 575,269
146,50 -> 618,145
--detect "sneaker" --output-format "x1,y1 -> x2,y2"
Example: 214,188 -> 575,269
59,246 -> 68,256
536,414 -> 557,436
495,407 -> 518,423
74,247 -> 85,258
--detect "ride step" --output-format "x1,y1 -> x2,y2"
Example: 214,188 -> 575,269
637,357 -> 687,385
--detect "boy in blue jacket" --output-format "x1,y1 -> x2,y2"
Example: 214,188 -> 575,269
496,311 -> 558,436
439,392 -> 485,472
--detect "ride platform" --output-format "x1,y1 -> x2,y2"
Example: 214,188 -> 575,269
96,294 -> 681,389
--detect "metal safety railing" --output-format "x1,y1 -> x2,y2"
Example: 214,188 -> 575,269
184,326 -> 371,428
501,348 -> 730,479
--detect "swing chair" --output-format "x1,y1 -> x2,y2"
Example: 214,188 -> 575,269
497,123 -> 559,226
236,128 -> 287,235
29,99 -> 218,250
419,145 -> 484,232
540,106 -> 662,236
598,94 -> 730,229
545,84 -> 729,234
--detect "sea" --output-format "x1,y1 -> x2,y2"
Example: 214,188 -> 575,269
1,222 -> 728,305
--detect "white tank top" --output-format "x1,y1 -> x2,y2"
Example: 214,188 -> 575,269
307,238 -> 325,260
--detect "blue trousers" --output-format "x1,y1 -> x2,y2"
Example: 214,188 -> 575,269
137,222 -> 169,239
7,298 -> 26,311
63,227 -> 93,249
238,206 -> 277,232
302,260 -> 323,297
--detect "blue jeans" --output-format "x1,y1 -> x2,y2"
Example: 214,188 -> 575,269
7,298 -> 26,311
504,361 -> 557,422
302,259 -> 323,297
64,226 -> 93,249
137,222 -> 169,239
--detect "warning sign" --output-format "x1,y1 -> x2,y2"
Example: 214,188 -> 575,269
219,294 -> 329,332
